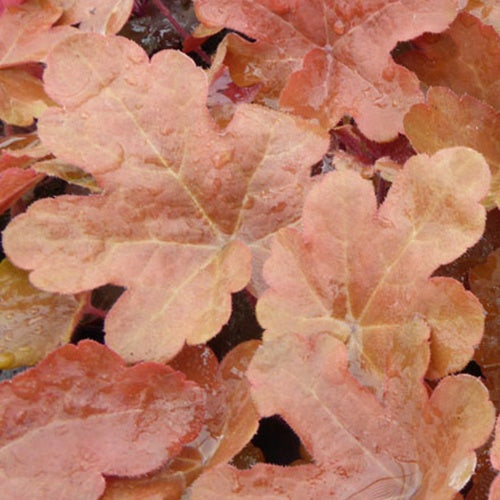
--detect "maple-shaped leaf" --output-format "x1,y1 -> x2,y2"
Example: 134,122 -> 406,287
257,147 -> 490,386
190,333 -> 494,498
395,12 -> 500,110
0,67 -> 54,125
0,258 -> 86,368
3,33 -> 328,363
405,87 -> 499,208
0,340 -> 205,499
194,0 -> 458,141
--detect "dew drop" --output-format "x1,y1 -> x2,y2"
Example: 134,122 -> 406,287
333,19 -> 345,35
161,126 -> 174,136
243,196 -> 255,210
213,149 -> 234,169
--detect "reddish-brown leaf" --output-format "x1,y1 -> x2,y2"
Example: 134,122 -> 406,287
396,12 -> 500,109
0,340 -> 205,499
190,333 -> 494,498
195,0 -> 458,140
0,167 -> 44,214
0,258 -> 86,368
3,33 -> 328,363
405,87 -> 499,208
257,148 -> 490,388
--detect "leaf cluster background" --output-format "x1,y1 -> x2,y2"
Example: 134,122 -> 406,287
0,0 -> 499,498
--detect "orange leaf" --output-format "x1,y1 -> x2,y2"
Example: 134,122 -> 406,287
257,147 -> 490,387
396,12 -> 500,109
195,0 -> 458,140
404,86 -> 499,208
0,258 -> 86,369
0,340 -> 205,499
190,333 -> 494,498
3,33 -> 328,363
0,67 -> 54,126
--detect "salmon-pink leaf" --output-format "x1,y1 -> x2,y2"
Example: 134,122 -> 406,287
3,33 -> 328,363
0,167 -> 44,214
257,147 -> 490,387
195,0 -> 458,140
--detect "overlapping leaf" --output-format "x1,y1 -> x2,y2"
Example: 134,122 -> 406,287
103,341 -> 260,497
3,33 -> 328,363
0,258 -> 85,368
405,87 -> 500,208
195,0 -> 458,140
396,12 -> 500,109
257,147 -> 490,387
491,417 -> 500,498
0,340 -> 205,499
190,333 -> 494,498
465,0 -> 500,32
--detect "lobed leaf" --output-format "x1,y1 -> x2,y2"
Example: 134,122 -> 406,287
0,258 -> 85,368
195,0 -> 458,140
190,333 -> 494,498
0,167 -> 44,215
0,340 -> 205,499
257,147 -> 490,386
3,33 -> 328,363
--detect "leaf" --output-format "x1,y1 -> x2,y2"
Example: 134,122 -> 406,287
0,67 -> 54,126
395,12 -> 500,109
3,33 -> 328,363
0,258 -> 86,369
56,0 -> 134,35
257,147 -> 490,387
0,340 -> 205,499
0,167 -> 44,215
404,86 -> 500,208
470,247 -> 500,409
102,341 -> 260,496
464,0 -> 500,32
0,0 -> 78,68
194,0 -> 458,140
190,333 -> 494,498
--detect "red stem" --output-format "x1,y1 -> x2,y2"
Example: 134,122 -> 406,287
151,0 -> 211,64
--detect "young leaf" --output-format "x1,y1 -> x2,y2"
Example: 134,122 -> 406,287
395,12 -> 500,109
0,258 -> 86,368
194,0 -> 458,140
3,33 -> 328,363
190,333 -> 494,498
404,87 -> 499,208
257,147 -> 490,386
0,340 -> 205,499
